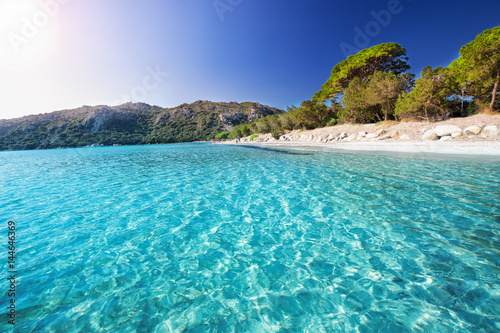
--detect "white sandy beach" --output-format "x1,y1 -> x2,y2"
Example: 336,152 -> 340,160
222,114 -> 500,160
242,140 -> 500,159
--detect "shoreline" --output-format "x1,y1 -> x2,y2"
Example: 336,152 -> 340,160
228,141 -> 500,162
221,114 -> 500,161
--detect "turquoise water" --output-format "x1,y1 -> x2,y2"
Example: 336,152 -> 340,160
1,143 -> 499,332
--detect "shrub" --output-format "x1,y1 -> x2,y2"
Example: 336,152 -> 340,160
215,131 -> 230,140
271,131 -> 283,140
325,118 -> 337,127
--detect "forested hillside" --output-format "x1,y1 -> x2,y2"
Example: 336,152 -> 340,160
0,101 -> 282,151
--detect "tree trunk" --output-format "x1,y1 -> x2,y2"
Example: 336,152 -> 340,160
428,101 -> 446,115
489,70 -> 499,111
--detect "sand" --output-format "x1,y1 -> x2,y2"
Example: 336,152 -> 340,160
221,114 -> 500,161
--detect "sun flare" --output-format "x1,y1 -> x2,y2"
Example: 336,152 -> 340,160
0,0 -> 58,70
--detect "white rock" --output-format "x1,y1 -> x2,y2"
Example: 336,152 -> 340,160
440,136 -> 452,141
358,131 -> 367,137
464,126 -> 482,135
347,134 -> 357,141
481,125 -> 498,138
366,133 -> 378,139
378,134 -> 391,140
400,134 -> 410,140
422,129 -> 439,141
339,132 -> 347,139
435,125 -> 462,137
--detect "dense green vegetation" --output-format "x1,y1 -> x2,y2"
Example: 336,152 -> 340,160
0,101 -> 282,151
222,27 -> 499,140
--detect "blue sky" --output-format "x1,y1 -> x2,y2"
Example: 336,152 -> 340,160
0,0 -> 499,119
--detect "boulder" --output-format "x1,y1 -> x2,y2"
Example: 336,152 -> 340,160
347,134 -> 357,141
400,134 -> 410,140
440,136 -> 452,141
435,125 -> 462,137
391,132 -> 399,138
422,129 -> 439,141
339,132 -> 348,139
481,125 -> 498,138
376,129 -> 386,136
451,132 -> 462,138
358,131 -> 367,137
366,133 -> 378,139
464,126 -> 482,135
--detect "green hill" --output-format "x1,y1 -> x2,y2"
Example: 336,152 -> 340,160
0,101 -> 283,151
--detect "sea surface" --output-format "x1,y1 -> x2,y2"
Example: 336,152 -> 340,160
1,143 -> 499,332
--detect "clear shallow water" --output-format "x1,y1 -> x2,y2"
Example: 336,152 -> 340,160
1,143 -> 499,332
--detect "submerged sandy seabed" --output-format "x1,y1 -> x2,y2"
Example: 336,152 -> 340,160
233,141 -> 500,161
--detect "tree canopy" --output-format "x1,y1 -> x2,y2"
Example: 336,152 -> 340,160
395,66 -> 456,121
314,42 -> 410,102
450,26 -> 500,110
342,71 -> 414,122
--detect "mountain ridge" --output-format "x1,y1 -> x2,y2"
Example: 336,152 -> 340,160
0,101 -> 283,150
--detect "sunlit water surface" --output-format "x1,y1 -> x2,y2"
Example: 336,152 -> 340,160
1,143 -> 499,332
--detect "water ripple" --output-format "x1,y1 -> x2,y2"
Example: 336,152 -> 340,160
0,144 -> 499,332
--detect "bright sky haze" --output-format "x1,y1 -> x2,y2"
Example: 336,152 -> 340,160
1,0 -> 499,119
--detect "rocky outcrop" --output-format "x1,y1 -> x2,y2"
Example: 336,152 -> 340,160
153,112 -> 171,125
81,107 -> 135,132
219,113 -> 248,126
